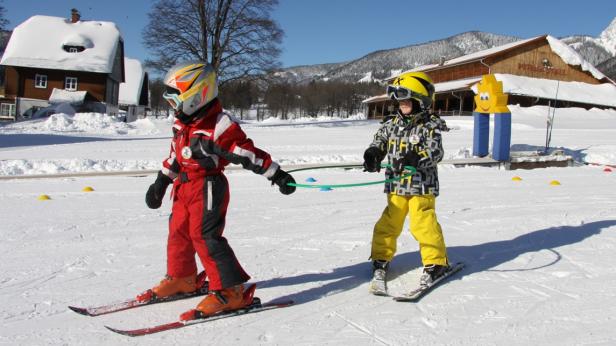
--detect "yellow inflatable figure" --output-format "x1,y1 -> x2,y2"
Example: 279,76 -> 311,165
474,75 -> 509,114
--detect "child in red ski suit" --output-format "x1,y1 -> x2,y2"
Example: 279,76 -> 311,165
139,62 -> 296,317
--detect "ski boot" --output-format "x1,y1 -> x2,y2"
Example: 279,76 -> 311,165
368,260 -> 389,296
180,283 -> 256,321
419,264 -> 451,288
136,273 -> 198,302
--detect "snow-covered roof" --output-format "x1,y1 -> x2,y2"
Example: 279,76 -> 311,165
0,15 -> 122,73
361,93 -> 388,103
434,77 -> 482,93
471,73 -> 616,108
545,35 -> 607,81
386,35 -> 610,84
119,58 -> 145,105
49,88 -> 87,105
409,36 -> 544,73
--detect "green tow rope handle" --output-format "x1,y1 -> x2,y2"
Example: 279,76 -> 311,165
286,164 -> 416,189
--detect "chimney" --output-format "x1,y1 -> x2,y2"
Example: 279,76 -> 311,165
71,8 -> 81,23
439,56 -> 446,66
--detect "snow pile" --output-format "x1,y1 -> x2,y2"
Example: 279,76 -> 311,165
0,113 -> 161,136
0,159 -> 159,176
41,113 -> 160,135
580,145 -> 616,166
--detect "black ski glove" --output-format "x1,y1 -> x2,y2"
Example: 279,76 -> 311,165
145,171 -> 173,209
394,150 -> 421,173
270,169 -> 296,195
363,147 -> 384,172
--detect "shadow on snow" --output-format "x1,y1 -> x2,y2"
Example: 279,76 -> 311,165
256,220 -> 616,305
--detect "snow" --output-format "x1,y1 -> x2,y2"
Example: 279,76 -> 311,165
1,108 -> 616,344
0,15 -> 122,73
599,17 -> 616,56
470,73 -> 616,108
435,77 -> 482,93
118,58 -> 145,106
546,35 -> 608,81
49,88 -> 87,105
357,71 -> 374,83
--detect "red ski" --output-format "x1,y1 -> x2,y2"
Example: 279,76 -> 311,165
69,272 -> 209,317
105,284 -> 293,337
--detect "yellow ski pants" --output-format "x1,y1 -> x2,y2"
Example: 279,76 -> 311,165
371,194 -> 448,266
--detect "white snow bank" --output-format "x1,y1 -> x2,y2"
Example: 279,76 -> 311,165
0,112 -> 161,136
0,159 -> 159,176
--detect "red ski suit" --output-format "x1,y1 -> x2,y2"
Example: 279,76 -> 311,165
160,99 -> 279,290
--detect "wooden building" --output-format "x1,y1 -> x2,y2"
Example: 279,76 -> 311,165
363,35 -> 616,119
0,11 -> 125,120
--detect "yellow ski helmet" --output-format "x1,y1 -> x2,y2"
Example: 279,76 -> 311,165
387,71 -> 435,110
163,61 -> 218,116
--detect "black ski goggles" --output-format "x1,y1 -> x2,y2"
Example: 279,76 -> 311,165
387,85 -> 414,100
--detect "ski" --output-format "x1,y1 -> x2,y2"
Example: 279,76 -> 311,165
105,297 -> 294,336
393,262 -> 464,302
69,273 -> 209,317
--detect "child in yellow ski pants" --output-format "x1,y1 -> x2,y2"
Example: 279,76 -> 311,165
371,194 -> 447,266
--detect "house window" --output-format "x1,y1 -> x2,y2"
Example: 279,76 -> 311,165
65,77 -> 78,91
35,74 -> 48,88
0,103 -> 16,118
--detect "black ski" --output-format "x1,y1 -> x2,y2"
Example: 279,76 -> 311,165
393,262 -> 464,302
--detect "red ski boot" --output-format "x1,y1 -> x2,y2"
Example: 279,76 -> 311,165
136,273 -> 197,302
180,284 -> 256,321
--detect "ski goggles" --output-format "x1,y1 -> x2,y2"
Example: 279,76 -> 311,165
389,85 -> 431,102
387,85 -> 417,100
162,87 -> 183,111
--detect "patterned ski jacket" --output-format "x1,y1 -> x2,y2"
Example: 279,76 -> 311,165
161,99 -> 279,181
369,111 -> 447,196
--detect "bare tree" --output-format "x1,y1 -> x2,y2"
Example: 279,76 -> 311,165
149,78 -> 171,118
0,1 -> 9,31
143,0 -> 282,84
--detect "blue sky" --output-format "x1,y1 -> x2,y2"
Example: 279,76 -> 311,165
3,0 -> 616,68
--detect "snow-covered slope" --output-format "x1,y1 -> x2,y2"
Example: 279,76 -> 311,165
1,109 -> 616,344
